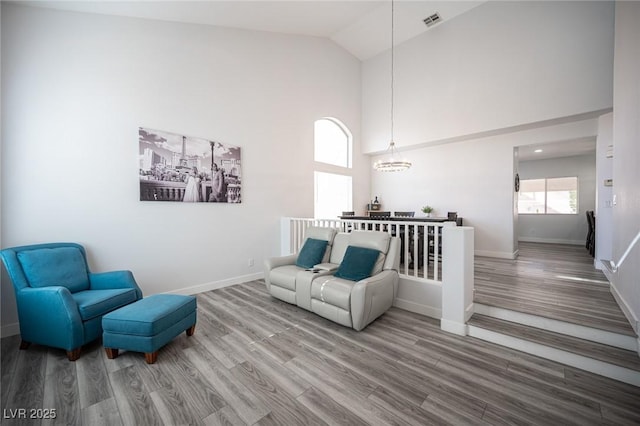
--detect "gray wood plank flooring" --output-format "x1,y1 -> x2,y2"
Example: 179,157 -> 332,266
474,242 -> 635,335
2,280 -> 640,425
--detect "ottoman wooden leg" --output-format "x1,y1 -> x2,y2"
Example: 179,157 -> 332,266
145,352 -> 158,364
186,325 -> 196,337
105,348 -> 119,359
19,340 -> 31,350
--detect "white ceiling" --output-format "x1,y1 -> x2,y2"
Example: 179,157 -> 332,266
16,0 -> 483,60
519,138 -> 597,162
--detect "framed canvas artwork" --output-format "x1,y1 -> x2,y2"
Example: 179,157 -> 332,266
139,127 -> 242,203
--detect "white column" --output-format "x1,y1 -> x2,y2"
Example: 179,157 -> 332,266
441,226 -> 475,336
280,217 -> 292,256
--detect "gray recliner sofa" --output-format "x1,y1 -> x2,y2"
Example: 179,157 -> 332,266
264,227 -> 400,331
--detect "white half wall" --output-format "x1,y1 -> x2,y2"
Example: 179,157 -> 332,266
517,153 -> 596,245
0,4 -> 369,334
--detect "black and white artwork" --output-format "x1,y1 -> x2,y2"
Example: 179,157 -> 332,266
139,127 -> 242,203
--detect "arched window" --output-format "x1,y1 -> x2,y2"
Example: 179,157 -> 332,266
314,118 -> 352,168
314,118 -> 353,219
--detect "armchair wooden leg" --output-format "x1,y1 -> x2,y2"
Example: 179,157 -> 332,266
105,348 -> 119,359
19,340 -> 31,350
66,348 -> 81,361
186,325 -> 196,337
145,352 -> 158,364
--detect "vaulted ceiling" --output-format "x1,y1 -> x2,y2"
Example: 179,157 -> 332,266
13,0 -> 598,160
17,1 -> 483,60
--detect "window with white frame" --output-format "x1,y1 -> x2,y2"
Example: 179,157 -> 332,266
314,118 -> 353,219
314,172 -> 352,219
518,177 -> 578,214
314,118 -> 351,168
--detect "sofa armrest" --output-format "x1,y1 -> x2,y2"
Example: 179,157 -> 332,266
89,270 -> 143,300
263,254 -> 298,288
350,270 -> 398,331
17,286 -> 84,350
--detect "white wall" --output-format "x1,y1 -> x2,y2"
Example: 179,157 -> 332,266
362,1 -> 614,154
611,1 -> 640,336
371,118 -> 600,258
517,153 -> 596,245
0,4 -> 368,334
595,113 -> 613,266
365,1 -> 613,258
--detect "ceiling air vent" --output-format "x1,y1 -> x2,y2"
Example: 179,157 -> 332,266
423,12 -> 442,27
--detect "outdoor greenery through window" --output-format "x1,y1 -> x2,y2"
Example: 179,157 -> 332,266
518,177 -> 578,214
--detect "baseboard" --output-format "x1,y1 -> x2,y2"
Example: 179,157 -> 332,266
1,322 -> 20,338
610,282 -> 640,336
440,318 -> 468,336
518,237 -> 583,246
394,297 -> 441,319
474,250 -> 516,259
594,258 -> 604,272
165,272 -> 265,296
465,302 -> 474,323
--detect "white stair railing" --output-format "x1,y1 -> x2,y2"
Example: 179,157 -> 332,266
281,217 -> 450,282
607,230 -> 640,273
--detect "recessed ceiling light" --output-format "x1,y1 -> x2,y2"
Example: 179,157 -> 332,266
534,149 -> 543,153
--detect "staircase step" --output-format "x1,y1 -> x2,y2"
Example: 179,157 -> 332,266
468,314 -> 640,387
475,303 -> 638,351
473,294 -> 636,337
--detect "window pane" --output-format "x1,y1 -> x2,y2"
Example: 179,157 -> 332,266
314,172 -> 352,219
547,177 -> 577,214
518,179 -> 546,214
520,178 -> 545,193
314,119 -> 350,168
547,177 -> 577,191
517,177 -> 578,215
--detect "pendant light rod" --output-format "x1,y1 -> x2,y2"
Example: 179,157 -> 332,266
374,0 -> 411,172
390,0 -> 394,144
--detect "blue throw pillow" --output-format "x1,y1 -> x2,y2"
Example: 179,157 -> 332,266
334,245 -> 381,282
295,238 -> 328,269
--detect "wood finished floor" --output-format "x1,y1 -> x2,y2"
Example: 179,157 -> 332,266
474,242 -> 635,336
2,280 -> 640,425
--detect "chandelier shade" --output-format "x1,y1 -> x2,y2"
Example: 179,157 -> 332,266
374,0 -> 411,172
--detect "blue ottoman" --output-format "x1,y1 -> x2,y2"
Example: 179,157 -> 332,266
102,294 -> 197,364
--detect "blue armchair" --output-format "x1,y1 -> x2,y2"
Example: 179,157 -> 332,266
0,242 -> 142,361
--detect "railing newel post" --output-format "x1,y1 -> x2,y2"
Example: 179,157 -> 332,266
441,226 -> 474,336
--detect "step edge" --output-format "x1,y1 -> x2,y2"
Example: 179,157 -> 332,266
468,325 -> 640,387
469,314 -> 640,371
473,297 -> 635,330
474,303 -> 638,351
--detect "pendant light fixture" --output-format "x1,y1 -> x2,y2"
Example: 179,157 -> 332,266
373,0 -> 411,172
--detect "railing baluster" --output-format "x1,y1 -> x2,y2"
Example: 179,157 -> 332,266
423,225 -> 429,280
415,225 -> 419,278
284,217 -> 446,283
